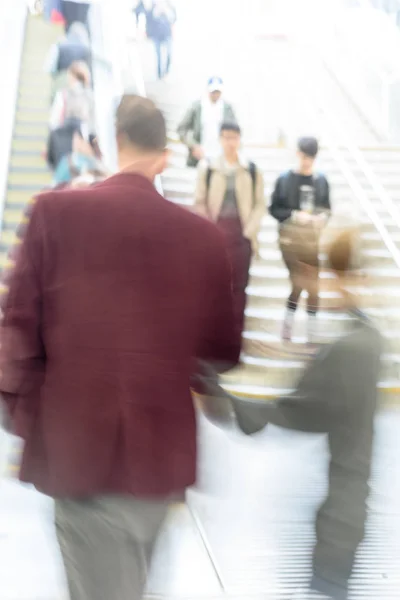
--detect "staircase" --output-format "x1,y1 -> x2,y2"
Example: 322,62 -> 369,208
142,44 -> 400,405
0,14 -> 60,476
0,14 -> 58,275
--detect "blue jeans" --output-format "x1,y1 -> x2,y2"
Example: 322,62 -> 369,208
154,37 -> 172,79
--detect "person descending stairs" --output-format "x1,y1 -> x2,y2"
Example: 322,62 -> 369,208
0,14 -> 61,282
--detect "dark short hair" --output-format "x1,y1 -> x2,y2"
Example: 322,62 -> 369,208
220,122 -> 241,136
298,136 -> 319,158
116,95 -> 166,152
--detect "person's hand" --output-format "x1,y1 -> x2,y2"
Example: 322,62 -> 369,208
312,213 -> 327,228
191,145 -> 204,161
294,210 -> 312,225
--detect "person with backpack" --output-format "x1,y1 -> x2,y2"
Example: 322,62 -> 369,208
49,61 -> 95,134
195,122 -> 265,341
269,137 -> 331,344
44,22 -> 91,102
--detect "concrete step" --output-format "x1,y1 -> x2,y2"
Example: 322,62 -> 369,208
164,191 -> 395,220
254,247 -> 395,269
220,352 -> 400,390
258,230 -> 400,250
221,379 -> 400,401
243,305 -> 399,335
11,138 -> 45,152
249,264 -> 400,287
242,328 -> 400,356
8,171 -> 51,186
245,285 -> 400,311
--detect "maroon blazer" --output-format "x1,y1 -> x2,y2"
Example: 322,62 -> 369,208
0,173 -> 240,498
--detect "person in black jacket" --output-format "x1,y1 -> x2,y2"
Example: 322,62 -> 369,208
269,137 -> 331,343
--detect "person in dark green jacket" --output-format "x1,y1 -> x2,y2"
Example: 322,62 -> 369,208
177,76 -> 237,167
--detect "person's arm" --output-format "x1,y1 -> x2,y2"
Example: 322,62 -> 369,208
0,199 -> 46,428
235,325 -> 382,436
314,176 -> 331,226
225,102 -> 237,124
269,174 -> 293,223
177,103 -> 197,147
49,90 -> 65,130
44,43 -> 60,75
194,162 -> 209,218
243,167 -> 266,241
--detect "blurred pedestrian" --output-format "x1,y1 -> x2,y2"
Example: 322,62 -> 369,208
269,137 -> 331,343
178,76 -> 237,167
195,122 -> 265,342
49,61 -> 95,133
134,0 -> 176,79
44,22 -> 91,102
61,0 -> 95,32
52,125 -> 105,186
0,95 -> 240,600
198,229 -> 383,600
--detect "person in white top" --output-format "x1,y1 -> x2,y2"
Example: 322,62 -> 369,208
177,77 -> 237,167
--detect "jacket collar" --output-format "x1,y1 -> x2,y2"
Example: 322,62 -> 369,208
98,172 -> 158,194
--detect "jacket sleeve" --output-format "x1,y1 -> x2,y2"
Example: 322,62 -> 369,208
198,229 -> 241,371
225,103 -> 237,124
316,176 -> 331,218
194,162 -> 209,217
243,167 -> 266,240
177,103 -> 197,147
0,199 -> 46,423
269,174 -> 293,223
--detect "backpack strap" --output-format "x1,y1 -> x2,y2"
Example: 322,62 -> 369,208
248,161 -> 256,204
313,172 -> 327,203
206,166 -> 213,194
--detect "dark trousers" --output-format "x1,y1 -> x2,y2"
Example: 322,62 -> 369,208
231,341 -> 378,599
197,321 -> 380,600
269,396 -> 373,599
279,224 -> 319,314
153,37 -> 172,79
217,217 -> 252,344
62,0 -> 90,31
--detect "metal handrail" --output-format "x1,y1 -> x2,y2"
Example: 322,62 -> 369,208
285,32 -> 400,272
307,93 -> 400,271
320,0 -> 400,141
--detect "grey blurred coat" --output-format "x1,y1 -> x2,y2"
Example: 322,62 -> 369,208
196,312 -> 383,599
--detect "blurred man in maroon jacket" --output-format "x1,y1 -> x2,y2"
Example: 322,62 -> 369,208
0,95 -> 240,600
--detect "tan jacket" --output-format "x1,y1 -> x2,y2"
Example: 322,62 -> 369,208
194,157 -> 265,251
